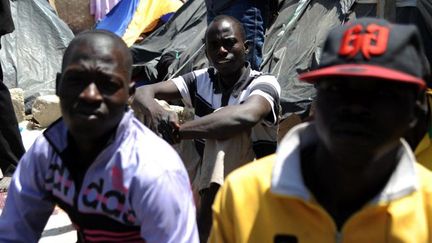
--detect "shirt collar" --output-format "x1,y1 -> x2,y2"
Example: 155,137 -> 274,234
44,109 -> 134,154
271,123 -> 419,204
211,62 -> 252,98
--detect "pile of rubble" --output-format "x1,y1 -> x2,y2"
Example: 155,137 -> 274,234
10,88 -> 61,129
9,88 -> 194,130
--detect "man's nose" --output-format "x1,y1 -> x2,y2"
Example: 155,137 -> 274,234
218,45 -> 228,54
80,82 -> 102,102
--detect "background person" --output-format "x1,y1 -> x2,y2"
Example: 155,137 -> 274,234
132,15 -> 280,242
205,0 -> 277,70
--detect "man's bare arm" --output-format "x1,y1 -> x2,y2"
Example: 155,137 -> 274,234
131,80 -> 183,133
179,95 -> 273,140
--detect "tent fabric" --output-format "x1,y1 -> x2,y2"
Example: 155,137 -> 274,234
261,0 -> 356,118
96,0 -> 183,47
95,0 -> 140,38
0,0 -> 74,99
131,0 -> 208,83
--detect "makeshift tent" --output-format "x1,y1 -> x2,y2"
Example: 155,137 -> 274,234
131,0 -> 429,117
96,0 -> 183,46
131,0 -> 207,83
0,0 -> 74,100
261,0 -> 357,118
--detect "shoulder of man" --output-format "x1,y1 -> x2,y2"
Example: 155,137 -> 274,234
248,72 -> 281,105
224,154 -> 276,192
249,71 -> 280,89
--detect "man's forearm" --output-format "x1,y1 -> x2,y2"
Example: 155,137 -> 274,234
179,105 -> 259,140
134,86 -> 158,107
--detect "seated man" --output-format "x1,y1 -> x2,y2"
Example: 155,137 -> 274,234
132,15 -> 280,241
0,30 -> 198,242
210,18 -> 432,242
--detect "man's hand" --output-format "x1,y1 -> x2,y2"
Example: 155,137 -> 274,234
157,116 -> 181,144
131,97 -> 181,144
130,81 -> 184,143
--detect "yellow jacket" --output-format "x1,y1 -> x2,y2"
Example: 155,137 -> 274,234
210,123 -> 432,243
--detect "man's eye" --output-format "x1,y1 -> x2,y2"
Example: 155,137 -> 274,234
317,82 -> 343,92
375,89 -> 405,99
97,81 -> 121,94
223,39 -> 236,48
208,41 -> 218,48
64,78 -> 88,89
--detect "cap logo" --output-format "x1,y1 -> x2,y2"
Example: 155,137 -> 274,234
339,24 -> 389,59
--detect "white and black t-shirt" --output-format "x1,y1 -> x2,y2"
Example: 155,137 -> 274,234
172,64 -> 281,158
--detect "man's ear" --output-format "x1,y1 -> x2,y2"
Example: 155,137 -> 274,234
127,81 -> 136,105
129,81 -> 136,97
410,90 -> 428,129
205,45 -> 209,61
404,90 -> 429,149
414,91 -> 431,128
55,72 -> 62,96
244,40 -> 250,55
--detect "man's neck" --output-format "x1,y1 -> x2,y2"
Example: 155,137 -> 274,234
301,143 -> 400,229
219,66 -> 246,90
69,131 -> 114,166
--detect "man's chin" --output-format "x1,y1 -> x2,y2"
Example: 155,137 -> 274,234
214,63 -> 241,75
332,134 -> 378,149
325,136 -> 384,162
70,124 -> 105,138
73,112 -> 103,122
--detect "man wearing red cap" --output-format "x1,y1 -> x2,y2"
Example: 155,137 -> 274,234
209,18 -> 432,243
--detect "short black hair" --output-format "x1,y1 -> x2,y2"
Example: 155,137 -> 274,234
62,30 -> 132,74
205,15 -> 246,42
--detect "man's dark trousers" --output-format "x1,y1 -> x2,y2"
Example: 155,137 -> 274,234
0,65 -> 24,174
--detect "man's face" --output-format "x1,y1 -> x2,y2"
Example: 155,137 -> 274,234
315,77 -> 418,158
58,36 -> 131,141
205,19 -> 247,77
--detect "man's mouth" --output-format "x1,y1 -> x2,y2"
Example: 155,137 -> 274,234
74,108 -> 103,118
331,123 -> 374,138
217,59 -> 232,64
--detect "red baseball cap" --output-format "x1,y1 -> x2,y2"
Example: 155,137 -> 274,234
299,18 -> 428,90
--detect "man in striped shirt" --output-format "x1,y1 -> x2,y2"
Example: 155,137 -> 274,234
132,15 -> 280,242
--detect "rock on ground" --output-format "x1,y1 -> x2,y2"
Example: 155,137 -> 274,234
9,88 -> 25,123
32,95 -> 62,128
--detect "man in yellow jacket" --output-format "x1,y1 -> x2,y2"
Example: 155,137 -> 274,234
210,17 -> 432,243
